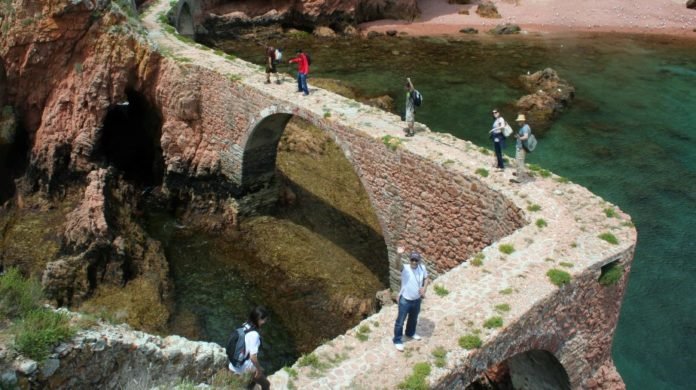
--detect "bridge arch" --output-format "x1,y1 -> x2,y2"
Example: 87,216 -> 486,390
175,0 -> 199,38
502,349 -> 571,389
239,105 -> 395,283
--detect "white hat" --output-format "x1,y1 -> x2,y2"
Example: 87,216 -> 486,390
515,114 -> 526,122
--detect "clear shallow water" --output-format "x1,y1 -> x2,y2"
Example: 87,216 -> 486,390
215,33 -> 696,388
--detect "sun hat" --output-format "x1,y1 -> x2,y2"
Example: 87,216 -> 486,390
515,114 -> 526,122
409,252 -> 422,262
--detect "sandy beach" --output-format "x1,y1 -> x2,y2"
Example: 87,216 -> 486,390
360,0 -> 696,38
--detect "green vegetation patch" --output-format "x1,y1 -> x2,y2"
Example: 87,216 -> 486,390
283,366 -> 299,379
483,316 -> 503,329
604,207 -> 618,218
14,309 -> 75,361
433,284 -> 449,297
458,334 -> 482,349
499,287 -> 513,295
528,164 -> 551,177
494,303 -> 510,313
471,252 -> 484,267
381,135 -> 402,151
398,362 -> 431,390
475,168 -> 489,177
499,244 -> 515,255
356,324 -> 371,342
555,176 -> 570,184
431,346 -> 447,368
599,262 -> 624,286
598,232 -> 619,245
527,204 -> 541,212
559,261 -> 574,268
0,268 -> 42,319
546,269 -> 571,287
536,218 -> 547,228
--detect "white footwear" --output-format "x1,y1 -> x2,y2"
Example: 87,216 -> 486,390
407,334 -> 422,341
394,343 -> 404,352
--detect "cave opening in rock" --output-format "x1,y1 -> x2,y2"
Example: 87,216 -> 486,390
99,89 -> 164,186
467,349 -> 571,389
0,106 -> 29,205
176,1 -> 195,37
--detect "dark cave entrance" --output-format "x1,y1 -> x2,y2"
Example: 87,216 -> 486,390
0,108 -> 29,205
99,89 -> 164,186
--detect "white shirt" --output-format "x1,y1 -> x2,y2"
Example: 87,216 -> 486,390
229,325 -> 261,375
399,263 -> 428,300
492,117 -> 505,134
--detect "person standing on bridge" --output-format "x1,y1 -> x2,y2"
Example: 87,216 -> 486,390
393,250 -> 429,352
489,109 -> 507,171
265,45 -> 280,85
289,49 -> 310,96
511,113 -> 531,183
404,77 -> 416,137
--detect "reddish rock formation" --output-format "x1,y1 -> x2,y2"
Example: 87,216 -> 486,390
477,1 -> 502,19
514,68 -> 575,133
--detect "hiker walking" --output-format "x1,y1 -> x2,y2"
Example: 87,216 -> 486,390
404,78 -> 416,137
289,49 -> 310,96
227,306 -> 270,390
511,114 -> 531,183
393,250 -> 429,351
265,45 -> 281,84
489,109 -> 507,170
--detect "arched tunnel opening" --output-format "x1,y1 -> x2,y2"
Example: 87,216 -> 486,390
99,89 -> 164,186
176,2 -> 195,37
467,349 -> 571,390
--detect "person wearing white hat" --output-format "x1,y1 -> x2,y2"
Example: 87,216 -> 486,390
512,114 -> 531,183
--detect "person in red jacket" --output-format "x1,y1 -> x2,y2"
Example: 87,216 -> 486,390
288,49 -> 309,96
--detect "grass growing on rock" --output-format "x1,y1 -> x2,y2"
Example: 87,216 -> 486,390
458,334 -> 482,349
14,309 -> 75,361
431,346 -> 447,368
381,135 -> 402,151
536,218 -> 547,228
546,269 -> 571,287
471,252 -> 485,267
475,168 -> 489,177
494,303 -> 510,313
604,207 -> 618,218
433,284 -> 449,297
599,262 -> 624,286
0,268 -> 42,319
499,287 -> 513,295
398,362 -> 431,390
499,244 -> 515,255
527,204 -> 541,212
356,324 -> 371,342
598,232 -> 619,245
483,316 -> 503,329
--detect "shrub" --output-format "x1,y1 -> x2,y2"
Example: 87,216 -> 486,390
433,284 -> 449,297
471,252 -> 484,267
499,288 -> 513,295
494,303 -> 510,313
546,269 -> 571,287
356,324 -> 370,342
527,204 -> 541,212
398,362 -> 431,390
298,353 -> 321,368
382,135 -> 402,151
604,207 -> 618,218
458,334 -> 482,349
536,218 -> 547,228
0,268 -> 43,319
559,261 -> 574,268
475,168 -> 489,177
283,366 -> 298,379
431,346 -> 447,368
599,262 -> 624,286
483,316 -> 503,329
14,309 -> 75,361
598,232 -> 619,245
499,244 -> 515,255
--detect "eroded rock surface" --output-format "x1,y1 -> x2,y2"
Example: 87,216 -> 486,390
515,68 -> 575,133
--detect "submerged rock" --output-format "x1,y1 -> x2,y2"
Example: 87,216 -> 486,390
490,23 -> 521,35
514,68 -> 576,133
688,0 -> 696,10
460,27 -> 479,34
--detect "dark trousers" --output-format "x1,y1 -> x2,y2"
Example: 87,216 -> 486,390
393,296 -> 421,343
247,373 -> 270,390
494,140 -> 505,168
297,72 -> 309,95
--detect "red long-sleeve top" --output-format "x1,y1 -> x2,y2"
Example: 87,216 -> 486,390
289,53 -> 309,74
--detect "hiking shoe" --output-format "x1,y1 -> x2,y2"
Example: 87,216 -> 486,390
275,80 -> 282,84
265,80 -> 271,84
394,343 -> 404,352
407,334 -> 422,341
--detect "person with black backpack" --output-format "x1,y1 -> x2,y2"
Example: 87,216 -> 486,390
227,306 -> 270,389
404,77 -> 422,137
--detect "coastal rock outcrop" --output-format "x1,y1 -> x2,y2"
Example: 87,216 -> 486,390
514,68 -> 575,133
490,23 -> 521,34
477,1 -> 502,19
688,0 -> 696,10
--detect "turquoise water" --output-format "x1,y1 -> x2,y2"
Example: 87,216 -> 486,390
215,33 -> 696,388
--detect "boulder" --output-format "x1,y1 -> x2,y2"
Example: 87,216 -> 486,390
490,23 -> 521,34
460,27 -> 479,34
477,1 -> 501,18
688,0 -> 696,10
343,25 -> 359,36
366,30 -> 382,38
386,30 -> 398,36
366,95 -> 396,112
459,9 -> 470,15
515,68 -> 575,133
313,26 -> 336,38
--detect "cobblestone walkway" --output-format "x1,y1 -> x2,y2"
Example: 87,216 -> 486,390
141,2 -> 636,388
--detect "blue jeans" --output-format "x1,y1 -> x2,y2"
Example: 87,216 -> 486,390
393,296 -> 421,344
494,140 -> 505,169
297,72 -> 309,95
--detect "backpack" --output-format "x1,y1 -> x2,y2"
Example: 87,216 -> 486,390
411,89 -> 423,107
502,120 -> 513,138
226,324 -> 253,367
274,49 -> 283,62
524,134 -> 538,152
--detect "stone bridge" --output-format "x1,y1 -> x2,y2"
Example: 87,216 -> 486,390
124,1 -> 634,388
